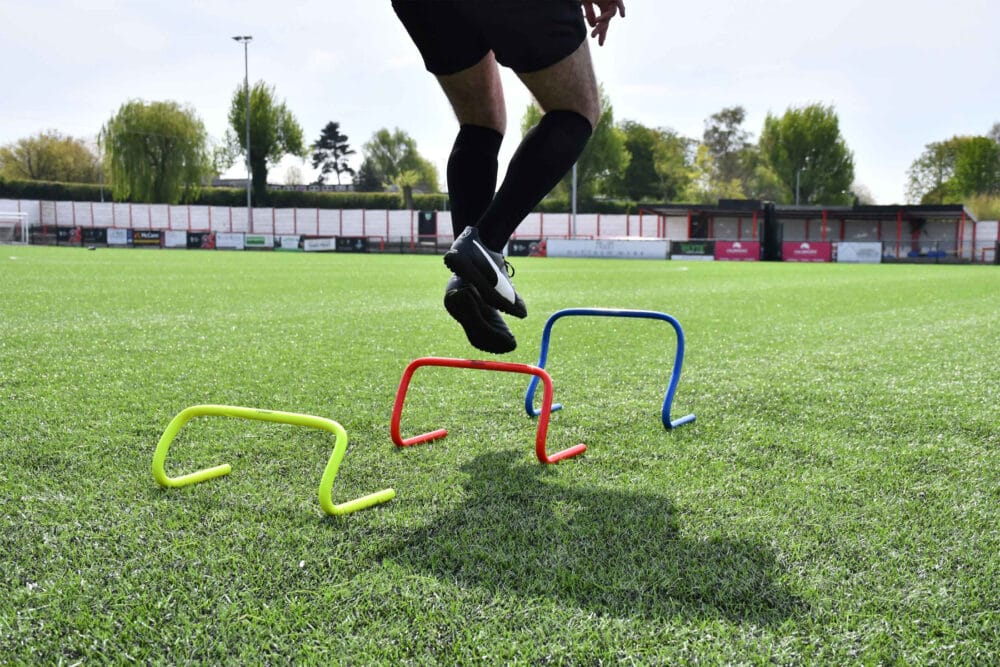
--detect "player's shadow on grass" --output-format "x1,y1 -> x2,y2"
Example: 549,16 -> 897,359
381,451 -> 803,624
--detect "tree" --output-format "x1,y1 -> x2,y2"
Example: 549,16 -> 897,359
614,121 -> 658,200
360,128 -> 439,205
354,159 -> 383,192
741,150 -> 789,203
906,138 -> 960,204
227,81 -> 305,204
953,137 -> 1000,197
682,144 -> 745,204
966,193 -> 1000,221
101,100 -> 213,203
520,86 -> 628,202
988,122 -> 1000,146
703,106 -> 753,186
612,120 -> 692,202
311,121 -> 355,185
0,131 -> 100,183
759,103 -> 855,205
906,136 -> 1000,204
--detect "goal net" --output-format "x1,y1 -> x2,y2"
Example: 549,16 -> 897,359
0,211 -> 28,245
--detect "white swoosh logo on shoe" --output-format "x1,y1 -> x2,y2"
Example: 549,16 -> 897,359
472,240 -> 516,304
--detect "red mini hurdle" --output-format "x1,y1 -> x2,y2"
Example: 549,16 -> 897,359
390,356 -> 587,464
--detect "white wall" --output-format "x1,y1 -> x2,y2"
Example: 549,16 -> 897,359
0,198 -> 658,242
3,199 -> 997,257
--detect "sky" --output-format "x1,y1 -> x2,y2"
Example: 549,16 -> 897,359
1,0 -> 998,205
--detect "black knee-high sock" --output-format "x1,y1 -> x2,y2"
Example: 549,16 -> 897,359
447,124 -> 503,237
476,110 -> 593,252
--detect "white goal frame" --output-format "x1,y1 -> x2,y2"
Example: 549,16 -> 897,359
0,211 -> 29,245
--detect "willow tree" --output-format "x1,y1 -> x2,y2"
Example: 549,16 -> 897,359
359,128 -> 439,205
101,100 -> 213,203
227,81 -> 305,204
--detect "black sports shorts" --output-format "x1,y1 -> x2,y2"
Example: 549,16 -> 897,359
391,0 -> 587,75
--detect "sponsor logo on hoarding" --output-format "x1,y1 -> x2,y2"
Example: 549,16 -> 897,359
216,232 -> 245,250
714,240 -> 760,261
836,242 -> 882,263
548,239 -> 669,259
187,232 -> 216,249
672,241 -> 714,256
276,235 -> 302,251
133,230 -> 162,246
244,234 -> 274,249
107,228 -> 129,245
303,237 -> 335,252
782,241 -> 831,262
507,239 -> 546,257
335,237 -> 369,252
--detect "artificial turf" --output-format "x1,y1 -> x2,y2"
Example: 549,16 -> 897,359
1,246 -> 998,664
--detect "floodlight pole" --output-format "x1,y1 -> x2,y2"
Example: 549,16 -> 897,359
795,157 -> 809,206
233,35 -> 253,229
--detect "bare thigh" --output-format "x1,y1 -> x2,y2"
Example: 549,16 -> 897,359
435,51 -> 507,134
517,40 -> 600,129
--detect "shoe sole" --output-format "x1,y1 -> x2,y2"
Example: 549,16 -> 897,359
444,286 -> 516,354
444,251 -> 527,319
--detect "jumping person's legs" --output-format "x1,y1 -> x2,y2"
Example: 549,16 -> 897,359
393,0 -> 608,352
435,52 -> 527,320
435,55 -> 519,352
436,52 -> 506,237
441,1 -> 595,320
434,54 -> 519,351
441,39 -> 598,321
392,2 -> 519,352
517,38 -> 601,129
436,39 -> 600,250
473,40 -> 600,251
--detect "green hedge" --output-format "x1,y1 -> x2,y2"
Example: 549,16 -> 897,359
0,178 -> 106,202
534,197 -> 639,215
0,178 -> 640,214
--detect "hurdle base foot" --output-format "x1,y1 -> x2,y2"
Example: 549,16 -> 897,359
527,402 -> 563,418
323,488 -> 396,516
394,428 -> 448,448
155,463 -> 232,488
540,443 -> 587,464
667,414 -> 696,429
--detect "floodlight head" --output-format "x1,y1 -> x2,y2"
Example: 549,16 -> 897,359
232,35 -> 253,43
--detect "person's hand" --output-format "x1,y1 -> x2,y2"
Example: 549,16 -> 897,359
582,0 -> 625,46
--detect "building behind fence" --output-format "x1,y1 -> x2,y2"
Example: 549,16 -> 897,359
1,198 -> 996,263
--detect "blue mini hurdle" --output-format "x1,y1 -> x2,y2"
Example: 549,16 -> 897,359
524,308 -> 696,430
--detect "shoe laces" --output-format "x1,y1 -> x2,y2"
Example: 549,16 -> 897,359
503,259 -> 516,278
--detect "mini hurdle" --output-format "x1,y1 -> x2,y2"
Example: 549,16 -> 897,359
524,308 -> 696,429
152,404 -> 395,516
391,357 -> 587,464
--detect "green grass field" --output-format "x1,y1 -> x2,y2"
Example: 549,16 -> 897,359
2,246 -> 998,664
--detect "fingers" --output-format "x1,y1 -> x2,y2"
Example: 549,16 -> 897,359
591,23 -> 609,46
592,6 -> 620,23
582,1 -> 625,46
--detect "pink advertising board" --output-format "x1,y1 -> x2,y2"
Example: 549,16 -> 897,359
714,241 -> 760,261
782,241 -> 832,262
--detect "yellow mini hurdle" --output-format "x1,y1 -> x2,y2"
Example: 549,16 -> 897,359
152,404 -> 394,516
